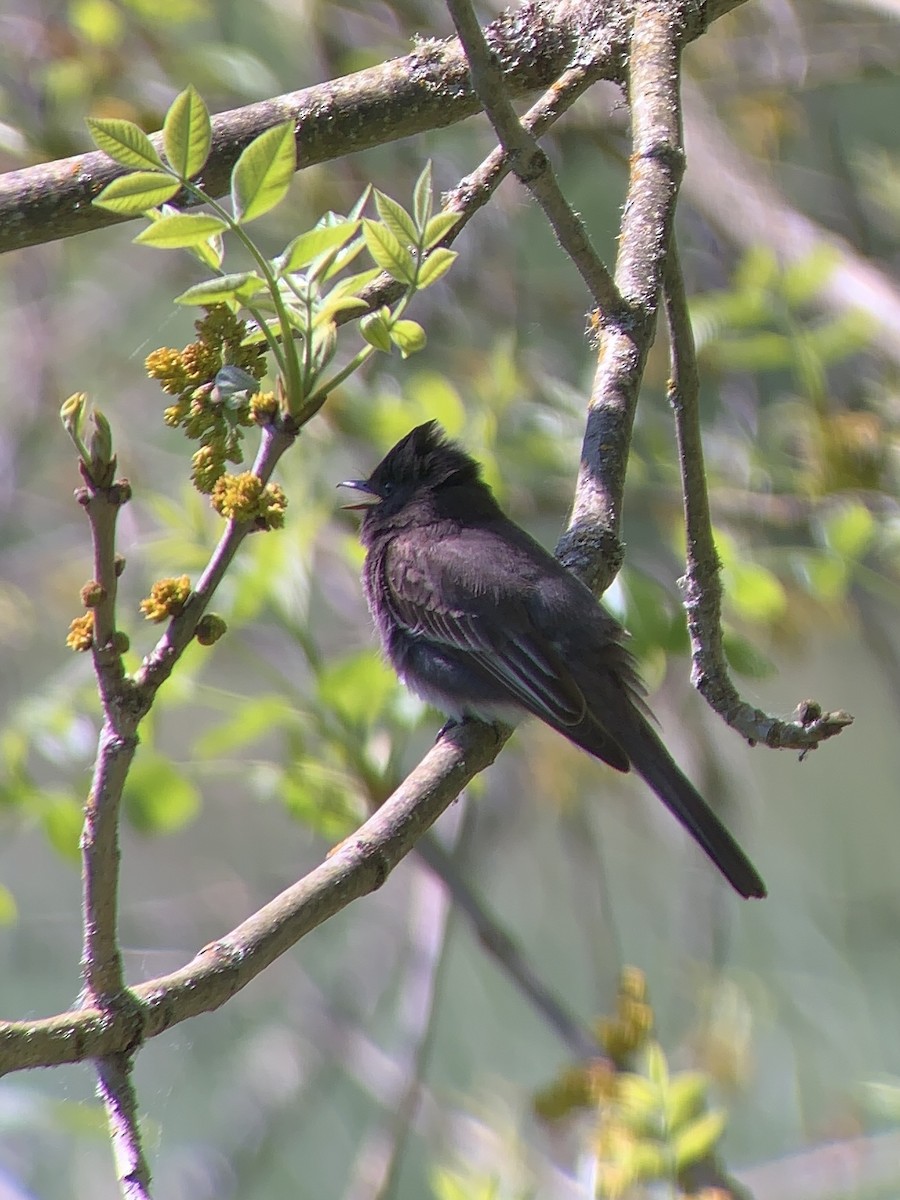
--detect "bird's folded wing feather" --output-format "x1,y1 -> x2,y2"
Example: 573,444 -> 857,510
382,537 -> 588,728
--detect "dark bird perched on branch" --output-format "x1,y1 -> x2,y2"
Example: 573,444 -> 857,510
341,421 -> 765,899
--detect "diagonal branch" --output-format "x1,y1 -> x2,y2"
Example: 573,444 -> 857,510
354,58 -> 604,318
0,721 -> 507,1077
664,238 -> 853,751
445,0 -> 622,313
0,0 -> 751,256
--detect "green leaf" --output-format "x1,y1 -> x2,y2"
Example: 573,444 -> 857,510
725,560 -> 787,621
194,695 -> 298,758
374,189 -> 419,248
86,117 -> 164,170
390,319 -> 426,358
797,550 -> 848,601
821,502 -> 875,560
363,219 -> 416,284
360,310 -> 393,352
231,121 -> 296,223
277,221 -> 361,274
281,759 -> 363,840
40,793 -> 84,861
672,1108 -> 727,1169
644,1041 -> 669,1091
664,1071 -> 708,1130
175,272 -> 267,306
615,1073 -> 659,1128
422,210 -> 461,248
734,245 -> 779,293
722,629 -> 777,679
412,160 -> 433,228
317,650 -> 398,727
0,884 -> 17,925
416,247 -> 457,289
163,84 -> 212,178
188,230 -> 224,270
781,247 -> 838,307
134,212 -> 228,248
327,267 -> 382,299
123,753 -> 201,834
710,331 -> 794,371
93,171 -> 181,215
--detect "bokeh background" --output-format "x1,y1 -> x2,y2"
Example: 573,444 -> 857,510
2,0 -> 900,1196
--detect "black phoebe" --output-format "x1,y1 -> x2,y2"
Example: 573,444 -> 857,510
341,421 -> 766,899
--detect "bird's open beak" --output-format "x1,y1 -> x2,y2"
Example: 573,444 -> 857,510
338,478 -> 379,511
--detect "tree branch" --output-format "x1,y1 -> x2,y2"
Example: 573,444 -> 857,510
664,237 -> 853,751
95,1052 -> 153,1200
558,0 -> 689,593
446,0 -> 622,313
0,721 -> 507,1077
0,0 -> 751,256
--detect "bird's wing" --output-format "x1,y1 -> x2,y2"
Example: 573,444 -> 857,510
381,531 -> 590,728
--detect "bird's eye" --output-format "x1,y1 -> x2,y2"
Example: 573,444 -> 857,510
380,480 -> 395,497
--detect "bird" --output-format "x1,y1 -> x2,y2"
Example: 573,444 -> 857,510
341,421 -> 766,899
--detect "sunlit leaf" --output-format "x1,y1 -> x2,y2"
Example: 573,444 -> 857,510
374,189 -> 419,248
412,160 -> 433,228
277,221 -> 361,274
360,310 -> 393,352
664,1071 -> 708,1130
231,121 -> 296,223
416,247 -> 457,289
363,219 -> 415,284
722,629 -> 777,679
725,560 -> 787,621
317,651 -> 398,726
163,84 -> 212,178
672,1108 -> 727,1169
422,210 -> 461,249
175,272 -> 267,306
0,884 -> 17,925
134,212 -> 227,248
86,117 -> 164,170
193,695 -> 298,758
40,793 -> 83,861
820,501 -> 876,560
93,172 -> 181,215
390,319 -> 426,358
281,759 -> 364,840
781,247 -> 838,307
123,753 -> 201,834
644,1041 -> 669,1090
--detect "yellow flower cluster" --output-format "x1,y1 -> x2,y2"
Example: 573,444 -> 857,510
595,966 -> 653,1064
210,472 -> 287,529
145,307 -> 268,493
140,575 -> 192,623
66,611 -> 94,652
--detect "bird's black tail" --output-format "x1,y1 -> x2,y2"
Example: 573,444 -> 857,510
574,704 -> 767,899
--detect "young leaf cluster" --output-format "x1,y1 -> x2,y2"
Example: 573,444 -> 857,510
87,88 -> 460,426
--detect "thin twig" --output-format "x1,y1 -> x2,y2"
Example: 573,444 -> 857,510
80,474 -> 134,1005
416,834 -> 600,1059
445,0 -> 622,315
558,0 -> 689,594
95,1053 -> 153,1200
664,237 -> 852,750
353,59 -> 604,319
134,421 -> 296,702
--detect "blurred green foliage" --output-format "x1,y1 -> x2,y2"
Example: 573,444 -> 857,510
2,1 -> 900,1198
